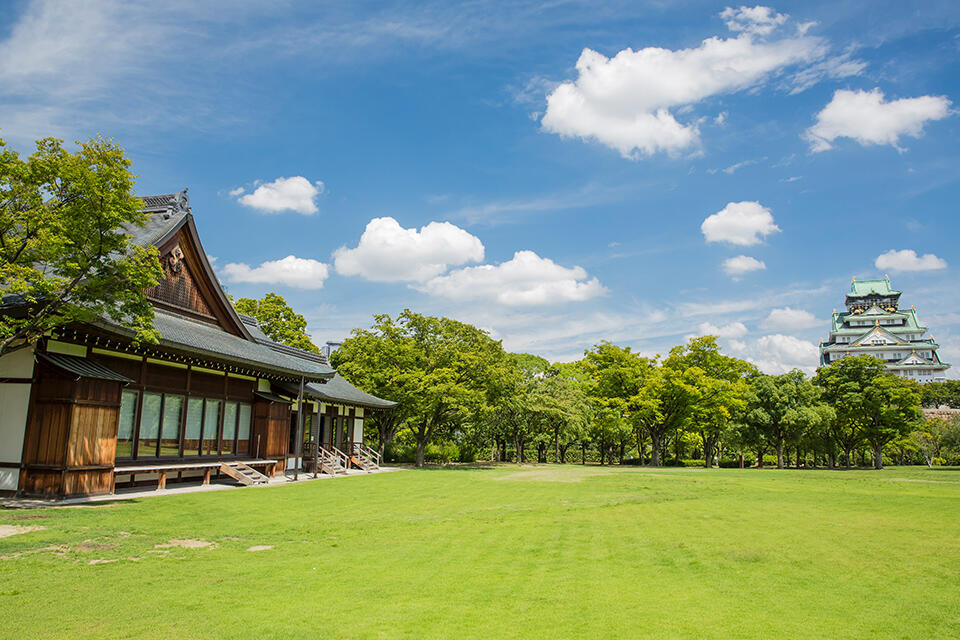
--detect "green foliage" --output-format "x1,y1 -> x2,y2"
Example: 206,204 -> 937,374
920,380 -> 960,409
815,355 -> 922,468
233,292 -> 319,353
0,136 -> 164,354
333,310 -> 506,466
743,370 -> 824,469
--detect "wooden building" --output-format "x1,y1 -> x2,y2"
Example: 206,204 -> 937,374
0,190 -> 394,499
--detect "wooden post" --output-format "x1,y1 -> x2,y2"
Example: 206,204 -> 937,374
294,376 -> 304,481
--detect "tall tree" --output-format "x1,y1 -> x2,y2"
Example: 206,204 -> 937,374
1,136 -> 164,355
333,310 -> 504,467
815,355 -> 919,469
234,292 -> 319,353
744,371 -> 822,469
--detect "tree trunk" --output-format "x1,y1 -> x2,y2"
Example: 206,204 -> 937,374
635,430 -> 645,465
872,445 -> 883,470
650,431 -> 663,467
844,448 -> 852,470
796,445 -> 802,469
580,442 -> 586,465
415,439 -> 426,468
619,442 -> 625,465
827,450 -> 835,469
776,438 -> 784,469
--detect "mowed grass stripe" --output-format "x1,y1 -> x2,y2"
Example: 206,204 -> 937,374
1,465 -> 958,639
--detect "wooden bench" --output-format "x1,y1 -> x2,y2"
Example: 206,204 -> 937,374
113,460 -> 277,491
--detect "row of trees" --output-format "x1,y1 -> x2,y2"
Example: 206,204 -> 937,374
329,309 -> 945,470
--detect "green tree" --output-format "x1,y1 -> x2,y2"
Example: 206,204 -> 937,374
859,374 -> 922,469
234,292 -> 319,353
744,371 -> 822,469
329,314 -> 416,459
815,355 -> 921,469
334,310 -> 504,467
1,136 -> 164,355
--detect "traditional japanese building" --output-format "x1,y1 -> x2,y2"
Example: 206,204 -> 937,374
0,190 -> 394,499
819,276 -> 950,383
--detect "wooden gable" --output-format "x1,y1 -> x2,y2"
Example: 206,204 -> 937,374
146,219 -> 247,337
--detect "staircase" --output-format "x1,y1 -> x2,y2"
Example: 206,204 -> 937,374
318,446 -> 349,476
220,461 -> 269,486
351,443 -> 381,472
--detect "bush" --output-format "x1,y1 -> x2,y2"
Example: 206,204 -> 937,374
718,458 -> 742,468
621,457 -> 645,466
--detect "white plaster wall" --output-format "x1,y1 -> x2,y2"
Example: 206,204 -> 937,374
353,418 -> 363,444
0,347 -> 34,490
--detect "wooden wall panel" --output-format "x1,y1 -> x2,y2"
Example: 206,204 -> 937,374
253,398 -> 290,475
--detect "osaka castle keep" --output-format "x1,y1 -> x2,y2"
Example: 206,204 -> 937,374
819,276 -> 950,383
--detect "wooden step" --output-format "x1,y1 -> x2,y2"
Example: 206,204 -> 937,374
220,462 -> 269,486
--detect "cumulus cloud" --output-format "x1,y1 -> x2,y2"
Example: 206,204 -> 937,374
237,177 -> 325,214
222,255 -> 330,289
720,5 -> 787,35
333,217 -> 484,283
419,250 -> 607,306
702,201 -> 780,246
761,307 -> 820,331
540,7 -> 821,157
875,249 -> 948,272
698,321 -> 749,338
730,334 -> 820,375
805,88 -> 952,152
722,255 -> 766,278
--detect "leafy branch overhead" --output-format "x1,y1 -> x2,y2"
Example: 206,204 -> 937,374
0,136 -> 164,356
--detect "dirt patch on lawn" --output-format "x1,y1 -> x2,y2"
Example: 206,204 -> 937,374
155,539 -> 216,549
247,545 -> 273,552
75,541 -> 117,552
0,525 -> 45,539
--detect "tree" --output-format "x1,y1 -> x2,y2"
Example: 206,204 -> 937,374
1,136 -> 164,355
234,292 -> 319,353
815,355 -> 921,469
333,310 -> 504,467
859,374 -> 922,469
329,314 -> 416,459
744,371 -> 822,469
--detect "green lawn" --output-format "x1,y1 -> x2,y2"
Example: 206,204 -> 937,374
2,465 -> 959,639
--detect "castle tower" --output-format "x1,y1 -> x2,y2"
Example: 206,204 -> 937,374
819,276 -> 950,383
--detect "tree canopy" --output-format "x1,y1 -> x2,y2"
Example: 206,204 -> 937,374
0,136 -> 164,355
234,292 -> 319,353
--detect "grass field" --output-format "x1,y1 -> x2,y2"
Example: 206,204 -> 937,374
2,465 -> 959,639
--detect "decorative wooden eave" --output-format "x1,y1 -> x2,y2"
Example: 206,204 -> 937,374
148,212 -> 253,340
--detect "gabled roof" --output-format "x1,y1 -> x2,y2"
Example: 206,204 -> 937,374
850,325 -> 909,347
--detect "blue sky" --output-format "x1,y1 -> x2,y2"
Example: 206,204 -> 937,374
2,0 -> 959,374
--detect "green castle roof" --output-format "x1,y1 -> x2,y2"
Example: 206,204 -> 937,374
847,278 -> 901,298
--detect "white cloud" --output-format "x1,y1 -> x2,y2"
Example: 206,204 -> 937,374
761,307 -> 820,331
222,255 -> 329,289
702,201 -> 780,246
540,9 -> 821,157
698,321 -> 748,338
875,249 -> 948,272
419,250 -> 607,306
722,255 -> 766,278
788,51 -> 865,94
228,187 -> 245,197
333,217 -> 484,283
730,333 -> 820,375
805,88 -> 952,152
237,177 -> 325,214
720,5 -> 788,36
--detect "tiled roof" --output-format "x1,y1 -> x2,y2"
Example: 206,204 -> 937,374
94,309 -> 335,382
847,278 -> 901,297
